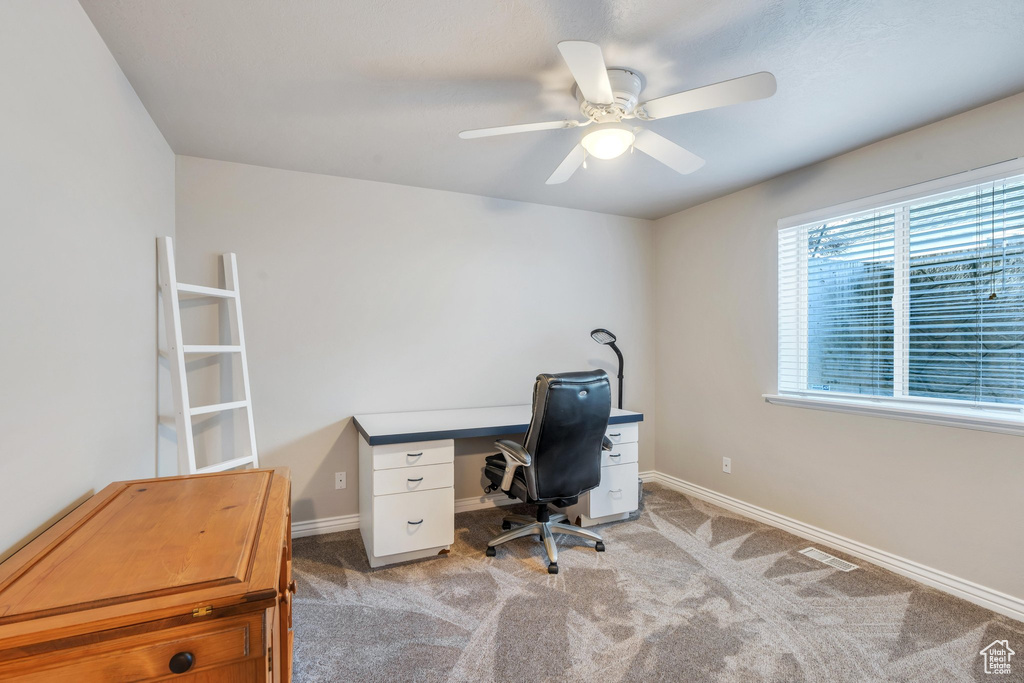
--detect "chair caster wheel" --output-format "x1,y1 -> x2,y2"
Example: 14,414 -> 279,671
595,541 -> 605,552
501,521 -> 511,530
547,563 -> 558,574
486,546 -> 496,557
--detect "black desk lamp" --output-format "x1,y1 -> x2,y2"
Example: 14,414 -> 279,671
591,328 -> 623,409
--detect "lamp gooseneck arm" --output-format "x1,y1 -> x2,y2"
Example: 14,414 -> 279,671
609,342 -> 624,410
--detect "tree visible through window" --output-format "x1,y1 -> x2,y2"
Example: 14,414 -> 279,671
805,212 -> 894,397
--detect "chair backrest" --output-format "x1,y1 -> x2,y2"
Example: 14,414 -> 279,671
521,370 -> 611,501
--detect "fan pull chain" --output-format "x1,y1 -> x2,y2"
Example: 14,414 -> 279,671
582,149 -> 588,170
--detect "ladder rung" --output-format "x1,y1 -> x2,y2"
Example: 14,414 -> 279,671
189,400 -> 249,416
177,283 -> 237,298
195,456 -> 256,474
182,345 -> 242,354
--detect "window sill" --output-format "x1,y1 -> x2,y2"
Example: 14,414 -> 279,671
763,393 -> 1024,437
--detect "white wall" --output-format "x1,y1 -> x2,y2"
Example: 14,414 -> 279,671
0,1 -> 174,559
174,156 -> 655,524
653,92 -> 1024,599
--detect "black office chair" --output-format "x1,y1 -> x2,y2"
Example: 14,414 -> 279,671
482,370 -> 612,574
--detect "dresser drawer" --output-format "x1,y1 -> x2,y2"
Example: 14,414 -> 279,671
601,441 -> 638,467
374,463 -> 453,496
589,462 -> 639,519
373,487 -> 454,557
0,614 -> 258,682
605,423 -> 639,445
372,439 -> 454,471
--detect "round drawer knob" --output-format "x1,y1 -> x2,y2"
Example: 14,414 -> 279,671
169,651 -> 195,674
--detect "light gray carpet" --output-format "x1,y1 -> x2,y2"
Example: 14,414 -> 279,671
291,484 -> 1023,682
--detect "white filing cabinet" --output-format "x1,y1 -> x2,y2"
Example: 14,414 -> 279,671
359,437 -> 455,568
564,422 -> 640,527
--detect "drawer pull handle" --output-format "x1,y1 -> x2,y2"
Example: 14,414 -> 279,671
407,477 -> 424,482
407,452 -> 423,458
609,433 -> 621,437
609,488 -> 623,494
610,453 -> 621,458
169,652 -> 195,675
408,519 -> 424,525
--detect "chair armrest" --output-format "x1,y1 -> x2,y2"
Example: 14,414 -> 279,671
495,439 -> 531,465
494,439 -> 532,491
602,435 -> 613,451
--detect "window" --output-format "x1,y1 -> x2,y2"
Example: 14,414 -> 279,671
771,159 -> 1024,434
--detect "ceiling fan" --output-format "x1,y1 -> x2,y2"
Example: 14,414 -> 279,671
459,41 -> 776,185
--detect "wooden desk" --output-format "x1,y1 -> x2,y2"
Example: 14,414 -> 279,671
0,468 -> 293,682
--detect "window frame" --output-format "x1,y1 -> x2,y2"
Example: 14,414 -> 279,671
766,157 -> 1024,436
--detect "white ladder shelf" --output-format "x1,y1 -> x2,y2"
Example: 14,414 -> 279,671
158,236 -> 260,475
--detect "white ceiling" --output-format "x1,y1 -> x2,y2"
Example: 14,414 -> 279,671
80,0 -> 1024,220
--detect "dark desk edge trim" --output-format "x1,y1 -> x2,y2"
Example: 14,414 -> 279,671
354,412 -> 643,447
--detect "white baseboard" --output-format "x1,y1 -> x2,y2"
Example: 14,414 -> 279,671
291,492 -> 518,539
645,471 -> 1024,623
454,492 -> 520,514
639,469 -> 658,483
291,512 -> 360,539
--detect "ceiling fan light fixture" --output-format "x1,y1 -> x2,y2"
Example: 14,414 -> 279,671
581,126 -> 635,160
460,41 -> 775,185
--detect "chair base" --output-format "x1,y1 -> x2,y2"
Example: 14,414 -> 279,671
486,506 -> 604,571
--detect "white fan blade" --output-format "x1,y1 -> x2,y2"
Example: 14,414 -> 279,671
640,72 -> 776,120
459,120 -> 579,139
546,144 -> 586,185
633,129 -> 705,175
557,41 -> 614,105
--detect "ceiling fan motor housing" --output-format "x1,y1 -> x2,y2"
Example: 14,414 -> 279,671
576,68 -> 643,123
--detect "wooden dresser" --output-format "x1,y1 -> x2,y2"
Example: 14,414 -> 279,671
0,468 -> 293,682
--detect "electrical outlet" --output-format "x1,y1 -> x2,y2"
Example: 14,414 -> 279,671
335,472 -> 346,490
722,457 -> 732,474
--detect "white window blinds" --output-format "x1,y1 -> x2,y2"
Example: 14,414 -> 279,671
778,168 -> 1024,412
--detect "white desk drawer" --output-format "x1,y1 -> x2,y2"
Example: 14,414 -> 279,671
372,439 -> 454,471
602,441 -> 638,467
605,423 -> 639,445
373,487 -> 454,557
589,462 -> 639,519
374,463 -> 453,496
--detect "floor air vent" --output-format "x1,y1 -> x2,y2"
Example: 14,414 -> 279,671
799,547 -> 859,572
